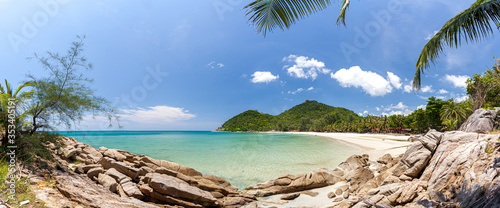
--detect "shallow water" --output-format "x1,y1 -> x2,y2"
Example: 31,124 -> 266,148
61,131 -> 361,189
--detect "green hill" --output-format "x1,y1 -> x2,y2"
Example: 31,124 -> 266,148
218,100 -> 359,132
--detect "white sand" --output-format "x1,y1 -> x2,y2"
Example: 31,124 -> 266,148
248,132 -> 415,207
281,132 -> 414,161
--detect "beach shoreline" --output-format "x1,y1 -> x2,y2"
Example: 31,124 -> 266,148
265,131 -> 414,160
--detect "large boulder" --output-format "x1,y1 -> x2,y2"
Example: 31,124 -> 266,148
244,168 -> 342,197
459,108 -> 497,133
54,169 -> 159,208
97,173 -> 118,193
338,154 -> 370,172
137,155 -> 202,177
99,157 -> 140,179
392,129 -> 443,179
103,149 -> 127,161
120,178 -> 144,199
144,173 -> 217,207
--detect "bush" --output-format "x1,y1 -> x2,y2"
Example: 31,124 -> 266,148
0,132 -> 62,164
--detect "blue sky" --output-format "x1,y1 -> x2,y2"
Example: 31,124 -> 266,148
1,0 -> 499,130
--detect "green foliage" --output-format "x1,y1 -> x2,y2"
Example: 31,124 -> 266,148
25,36 -> 118,133
220,100 -> 359,132
425,96 -> 447,127
0,158 -> 39,206
466,58 -> 500,110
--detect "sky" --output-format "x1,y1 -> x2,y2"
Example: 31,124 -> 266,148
1,0 -> 499,131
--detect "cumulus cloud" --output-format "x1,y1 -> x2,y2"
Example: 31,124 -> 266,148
444,74 -> 469,88
283,55 -> 330,80
403,84 -> 413,93
417,105 -> 426,110
207,61 -> 224,69
455,95 -> 469,102
119,106 -> 196,124
382,102 -> 413,115
437,89 -> 449,94
376,107 -> 381,111
385,102 -> 407,111
307,87 -> 314,91
387,72 -> 402,89
330,66 -> 396,96
420,85 -> 434,93
251,71 -> 279,83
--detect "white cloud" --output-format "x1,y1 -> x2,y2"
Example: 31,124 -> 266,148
444,74 -> 469,88
307,87 -> 314,91
385,102 -> 407,111
330,66 -> 394,96
437,89 -> 449,94
283,55 -> 330,80
363,110 -> 368,114
251,71 -> 279,83
420,85 -> 434,93
376,107 -> 381,111
288,88 -> 304,95
417,105 -> 426,110
425,30 -> 439,40
207,61 -> 224,69
358,113 -> 363,116
455,95 -> 469,102
403,84 -> 413,93
119,106 -> 196,124
387,72 -> 402,89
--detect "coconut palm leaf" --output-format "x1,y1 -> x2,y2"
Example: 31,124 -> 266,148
244,0 -> 332,36
414,0 -> 500,90
337,0 -> 350,26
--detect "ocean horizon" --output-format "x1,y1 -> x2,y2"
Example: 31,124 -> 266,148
60,130 -> 362,189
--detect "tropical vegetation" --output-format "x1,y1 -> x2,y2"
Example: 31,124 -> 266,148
218,98 -> 475,133
243,0 -> 500,90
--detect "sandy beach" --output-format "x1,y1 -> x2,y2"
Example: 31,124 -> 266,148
281,132 -> 414,160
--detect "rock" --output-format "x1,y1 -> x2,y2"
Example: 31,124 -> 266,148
82,164 -> 101,173
392,129 -> 443,179
280,193 -> 300,200
146,173 -> 217,207
61,147 -> 81,159
343,191 -> 349,199
245,168 -> 340,197
54,169 -> 158,208
103,149 -> 127,161
97,173 -> 118,193
98,146 -> 108,153
121,178 -> 144,199
87,167 -> 103,180
137,166 -> 154,177
327,192 -> 336,199
459,108 -> 497,133
273,177 -> 292,186
427,189 -> 446,202
138,155 -> 202,177
105,168 -> 128,182
376,153 -> 394,165
100,157 -> 139,179
221,196 -> 256,208
335,187 -> 343,195
348,167 -> 374,193
382,175 -> 401,185
203,174 -> 238,192
82,146 -> 103,161
338,154 -> 370,171
333,196 -> 344,202
300,190 -> 319,197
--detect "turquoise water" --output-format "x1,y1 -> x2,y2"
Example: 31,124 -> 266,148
61,131 -> 361,189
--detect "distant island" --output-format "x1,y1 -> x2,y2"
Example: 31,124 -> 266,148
217,100 -> 359,132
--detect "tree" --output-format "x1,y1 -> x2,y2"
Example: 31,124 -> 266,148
0,80 -> 34,145
466,58 -> 500,110
244,0 -> 500,89
26,36 -> 117,134
425,97 -> 446,127
440,99 -> 469,130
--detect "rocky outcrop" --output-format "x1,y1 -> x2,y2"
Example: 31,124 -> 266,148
460,108 -> 498,133
49,136 -> 255,208
392,129 -> 443,180
244,168 -> 343,197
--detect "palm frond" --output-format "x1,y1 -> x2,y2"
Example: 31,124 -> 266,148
414,0 -> 500,90
336,0 -> 351,26
244,0 -> 332,36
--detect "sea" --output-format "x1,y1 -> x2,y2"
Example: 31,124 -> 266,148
60,131 -> 361,189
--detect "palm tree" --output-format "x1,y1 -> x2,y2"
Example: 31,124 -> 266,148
440,99 -> 469,130
0,79 -> 35,145
244,0 -> 500,89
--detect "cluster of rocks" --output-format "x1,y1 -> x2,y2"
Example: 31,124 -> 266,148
53,137 -> 256,208
243,108 -> 500,207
